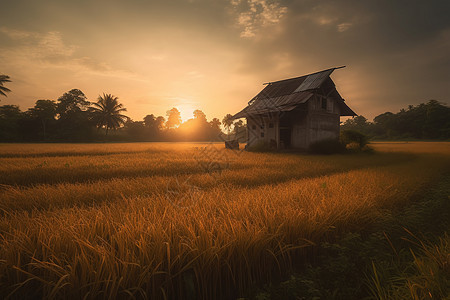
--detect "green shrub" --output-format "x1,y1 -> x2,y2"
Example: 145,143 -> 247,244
340,130 -> 369,150
308,138 -> 345,154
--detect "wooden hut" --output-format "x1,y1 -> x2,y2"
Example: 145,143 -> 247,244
231,66 -> 356,150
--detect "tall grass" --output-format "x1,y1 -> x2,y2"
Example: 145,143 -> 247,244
0,142 -> 449,299
369,233 -> 449,300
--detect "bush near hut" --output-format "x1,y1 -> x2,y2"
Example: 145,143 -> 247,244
340,130 -> 369,151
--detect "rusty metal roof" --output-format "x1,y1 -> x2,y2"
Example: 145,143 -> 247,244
254,77 -> 307,99
231,66 -> 355,119
294,68 -> 335,92
233,92 -> 313,119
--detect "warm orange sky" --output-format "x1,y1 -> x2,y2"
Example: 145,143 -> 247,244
1,0 -> 449,122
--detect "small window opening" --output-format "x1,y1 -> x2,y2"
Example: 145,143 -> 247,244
321,98 -> 327,110
261,132 -> 264,138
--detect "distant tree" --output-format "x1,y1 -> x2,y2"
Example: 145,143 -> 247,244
0,105 -> 21,119
90,93 -> 129,136
418,100 -> 450,139
341,115 -> 373,136
143,114 -> 166,140
124,120 -> 147,141
193,109 -> 207,122
209,117 -> 222,140
56,89 -> 93,141
233,119 -> 243,130
222,114 -> 233,135
192,109 -> 210,140
373,112 -> 395,127
144,114 -> 156,128
233,119 -> 246,142
375,100 -> 450,139
354,115 -> 368,127
342,100 -> 450,140
28,100 -> 57,140
0,75 -> 11,97
57,89 -> 90,116
0,105 -> 22,141
155,116 -> 165,130
210,118 -> 221,131
373,112 -> 396,138
166,107 -> 182,129
341,115 -> 368,129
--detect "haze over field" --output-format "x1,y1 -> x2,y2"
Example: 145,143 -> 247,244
1,0 -> 449,121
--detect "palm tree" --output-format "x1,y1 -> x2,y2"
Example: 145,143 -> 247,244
0,75 -> 11,97
90,93 -> 129,135
222,114 -> 234,135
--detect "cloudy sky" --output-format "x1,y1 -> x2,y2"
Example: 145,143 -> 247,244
1,0 -> 449,121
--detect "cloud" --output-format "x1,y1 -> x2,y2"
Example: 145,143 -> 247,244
231,0 -> 450,119
0,28 -> 76,64
0,27 -> 134,78
230,0 -> 287,38
38,31 -> 76,59
0,27 -> 32,39
337,22 -> 352,32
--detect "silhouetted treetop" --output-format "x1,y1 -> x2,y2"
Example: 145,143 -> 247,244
57,89 -> 90,116
144,114 -> 156,127
90,93 -> 129,136
29,100 -> 57,119
0,75 -> 11,97
28,100 -> 57,140
222,114 -> 233,134
210,118 -> 221,130
342,100 -> 450,140
166,107 -> 182,129
193,109 -> 207,122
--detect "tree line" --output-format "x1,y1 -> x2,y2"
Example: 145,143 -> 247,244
2,74 -> 448,142
341,100 -> 450,140
0,84 -> 245,142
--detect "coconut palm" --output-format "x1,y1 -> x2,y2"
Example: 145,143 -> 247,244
90,93 -> 129,135
0,75 -> 11,97
222,113 -> 234,135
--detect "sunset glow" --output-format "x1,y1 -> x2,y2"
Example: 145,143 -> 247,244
1,1 -> 449,296
1,1 -> 449,121
177,104 -> 199,122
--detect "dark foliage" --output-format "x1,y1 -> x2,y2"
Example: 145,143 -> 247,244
0,105 -> 22,141
55,89 -> 94,141
340,130 -> 369,148
341,100 -> 450,140
0,89 -> 227,142
0,74 -> 12,97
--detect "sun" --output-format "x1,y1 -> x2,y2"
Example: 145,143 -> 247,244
177,104 -> 196,122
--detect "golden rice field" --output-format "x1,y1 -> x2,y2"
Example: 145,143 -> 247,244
0,142 -> 449,299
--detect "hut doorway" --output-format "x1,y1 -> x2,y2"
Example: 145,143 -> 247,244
279,127 -> 291,149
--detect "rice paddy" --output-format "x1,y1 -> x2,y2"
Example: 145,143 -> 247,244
0,142 -> 449,299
